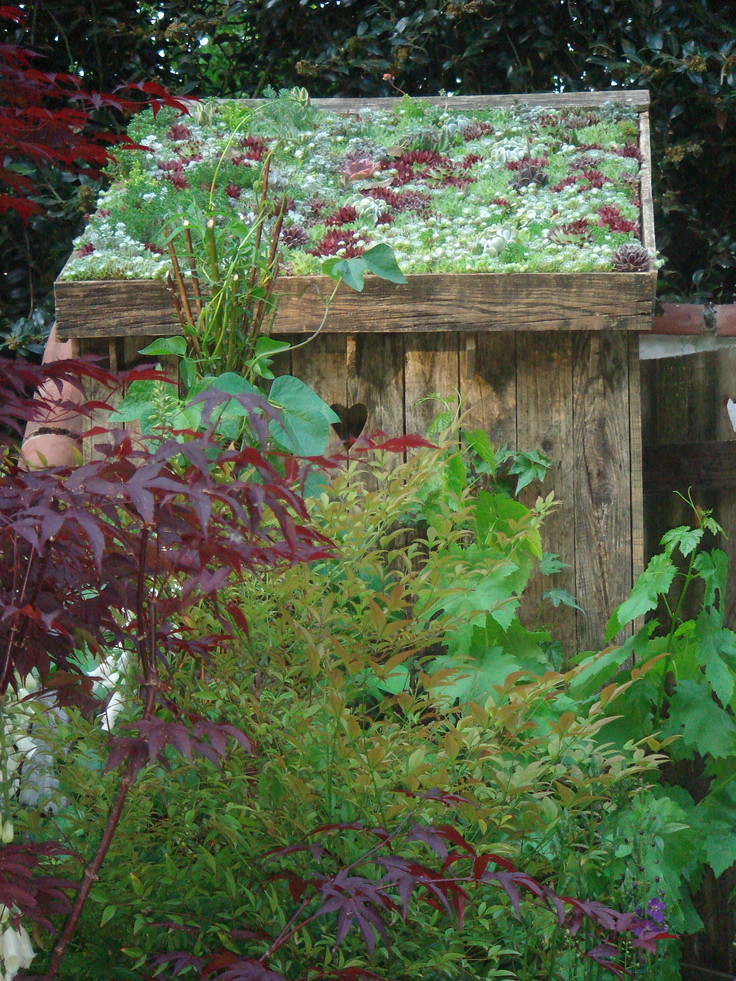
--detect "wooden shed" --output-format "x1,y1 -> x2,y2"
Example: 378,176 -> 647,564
55,91 -> 657,650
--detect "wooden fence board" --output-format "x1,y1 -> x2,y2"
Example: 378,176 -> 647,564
243,90 -> 651,112
348,334 -> 404,441
517,333 -> 576,649
628,336 -> 645,584
288,332 -> 348,457
404,333 -> 458,437
572,332 -> 632,650
459,333 -> 517,447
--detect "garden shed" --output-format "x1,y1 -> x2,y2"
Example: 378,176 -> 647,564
54,90 -> 657,651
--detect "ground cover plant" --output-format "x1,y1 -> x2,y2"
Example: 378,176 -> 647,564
60,90 -> 655,283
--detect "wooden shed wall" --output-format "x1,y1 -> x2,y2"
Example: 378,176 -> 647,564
284,329 -> 642,652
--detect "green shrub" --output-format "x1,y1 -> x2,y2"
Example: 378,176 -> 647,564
16,436 -> 677,980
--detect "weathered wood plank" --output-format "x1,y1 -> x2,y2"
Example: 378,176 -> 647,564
643,439 -> 736,492
643,353 -> 720,560
459,333 -> 517,447
516,334 -> 577,650
288,333 -> 348,457
628,335 -> 645,583
572,332 -> 632,650
715,349 -> 736,628
403,333 -> 458,436
55,272 -> 657,340
237,91 -> 651,111
347,334 -> 405,440
638,111 -> 656,254
276,273 -> 657,334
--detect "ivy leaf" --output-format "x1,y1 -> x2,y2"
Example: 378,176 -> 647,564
109,379 -> 157,425
664,680 -> 736,759
321,255 -> 368,291
250,336 -> 291,380
696,788 -> 736,878
605,553 -> 677,641
322,245 -> 405,292
269,375 -> 339,456
506,449 -> 551,494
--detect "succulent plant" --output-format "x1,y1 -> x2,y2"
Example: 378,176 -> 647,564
506,156 -> 549,191
611,243 -> 651,272
509,160 -> 549,190
563,112 -> 601,130
281,225 -> 309,248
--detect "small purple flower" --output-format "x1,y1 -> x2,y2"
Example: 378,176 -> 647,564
646,896 -> 667,925
633,894 -> 669,937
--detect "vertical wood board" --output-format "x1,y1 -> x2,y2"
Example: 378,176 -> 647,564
572,332 -> 633,650
347,334 -> 405,439
403,333 -> 459,436
459,333 -> 517,448
288,332 -> 348,458
628,336 -> 645,584
516,333 -> 577,649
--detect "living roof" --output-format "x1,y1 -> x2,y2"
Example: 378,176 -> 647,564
60,90 -> 655,283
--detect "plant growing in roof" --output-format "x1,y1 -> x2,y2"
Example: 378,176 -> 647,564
60,93 -> 658,282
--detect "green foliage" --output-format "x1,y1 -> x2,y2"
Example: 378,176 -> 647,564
322,244 -> 407,292
576,502 -> 736,944
12,436 -> 673,980
4,0 -> 735,361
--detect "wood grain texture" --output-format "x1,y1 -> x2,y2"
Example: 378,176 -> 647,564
643,439 -> 736,492
56,279 -> 177,339
628,335 -> 645,583
715,348 -> 736,628
55,272 -> 657,340
572,332 -> 632,650
348,333 -> 405,440
76,337 -> 124,462
643,353 -> 720,561
237,91 -> 650,111
288,332 -> 348,457
459,333 -> 517,447
403,333 -> 458,436
516,334 -> 577,650
638,111 -> 656,254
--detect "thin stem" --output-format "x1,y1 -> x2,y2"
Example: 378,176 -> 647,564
0,701 -> 11,816
247,153 -> 273,295
658,551 -> 697,717
183,224 -> 203,317
42,670 -> 159,980
41,758 -> 137,981
166,234 -> 195,329
207,108 -> 256,211
2,541 -> 51,694
280,280 -> 342,353
250,199 -> 287,341
205,219 -> 220,285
